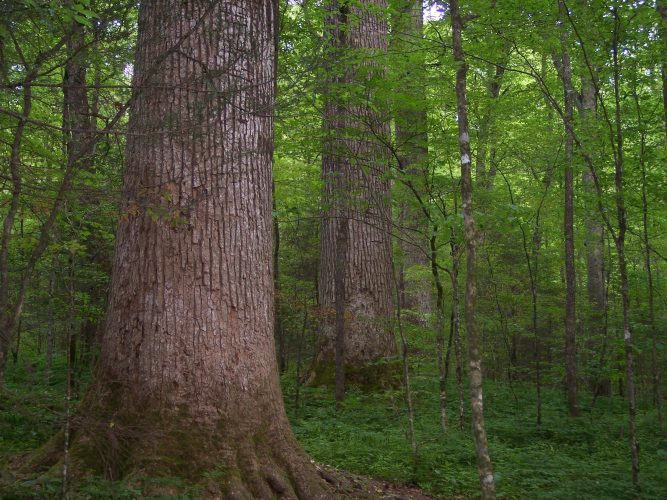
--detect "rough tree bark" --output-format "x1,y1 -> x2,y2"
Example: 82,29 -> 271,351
450,0 -> 496,497
558,0 -> 579,417
335,218 -> 349,404
311,0 -> 396,388
30,2 -> 329,496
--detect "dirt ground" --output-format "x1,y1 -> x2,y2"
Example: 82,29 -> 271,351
317,462 -> 439,499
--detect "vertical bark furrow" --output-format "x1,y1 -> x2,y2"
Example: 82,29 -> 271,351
96,0 -> 281,421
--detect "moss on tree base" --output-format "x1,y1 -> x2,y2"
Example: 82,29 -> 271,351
305,358 -> 402,391
20,388 -> 333,499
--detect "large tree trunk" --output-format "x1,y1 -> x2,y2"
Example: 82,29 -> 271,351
392,0 -> 431,322
31,2 -> 328,496
450,1 -> 496,497
558,0 -> 579,417
311,0 -> 396,388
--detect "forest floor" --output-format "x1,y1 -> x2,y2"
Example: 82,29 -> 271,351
1,342 -> 666,498
316,463 -> 435,499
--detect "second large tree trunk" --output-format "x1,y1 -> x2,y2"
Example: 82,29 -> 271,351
310,0 -> 396,388
392,0 -> 431,322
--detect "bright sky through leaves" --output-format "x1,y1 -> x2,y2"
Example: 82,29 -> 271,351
424,2 -> 444,21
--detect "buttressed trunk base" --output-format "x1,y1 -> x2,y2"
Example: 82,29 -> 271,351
27,376 -> 327,498
26,1 -> 330,497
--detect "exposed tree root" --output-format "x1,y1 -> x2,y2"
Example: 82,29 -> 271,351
9,382 -> 437,499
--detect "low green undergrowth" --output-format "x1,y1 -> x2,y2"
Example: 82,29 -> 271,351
1,350 -> 666,498
284,366 -> 667,499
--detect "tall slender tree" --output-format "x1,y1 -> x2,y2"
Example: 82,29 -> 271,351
63,18 -> 103,376
0,7 -> 119,376
609,6 -> 639,486
658,0 -> 667,138
558,2 -> 641,484
634,74 -> 665,433
0,32 -> 73,374
450,0 -> 496,496
558,0 -> 579,417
